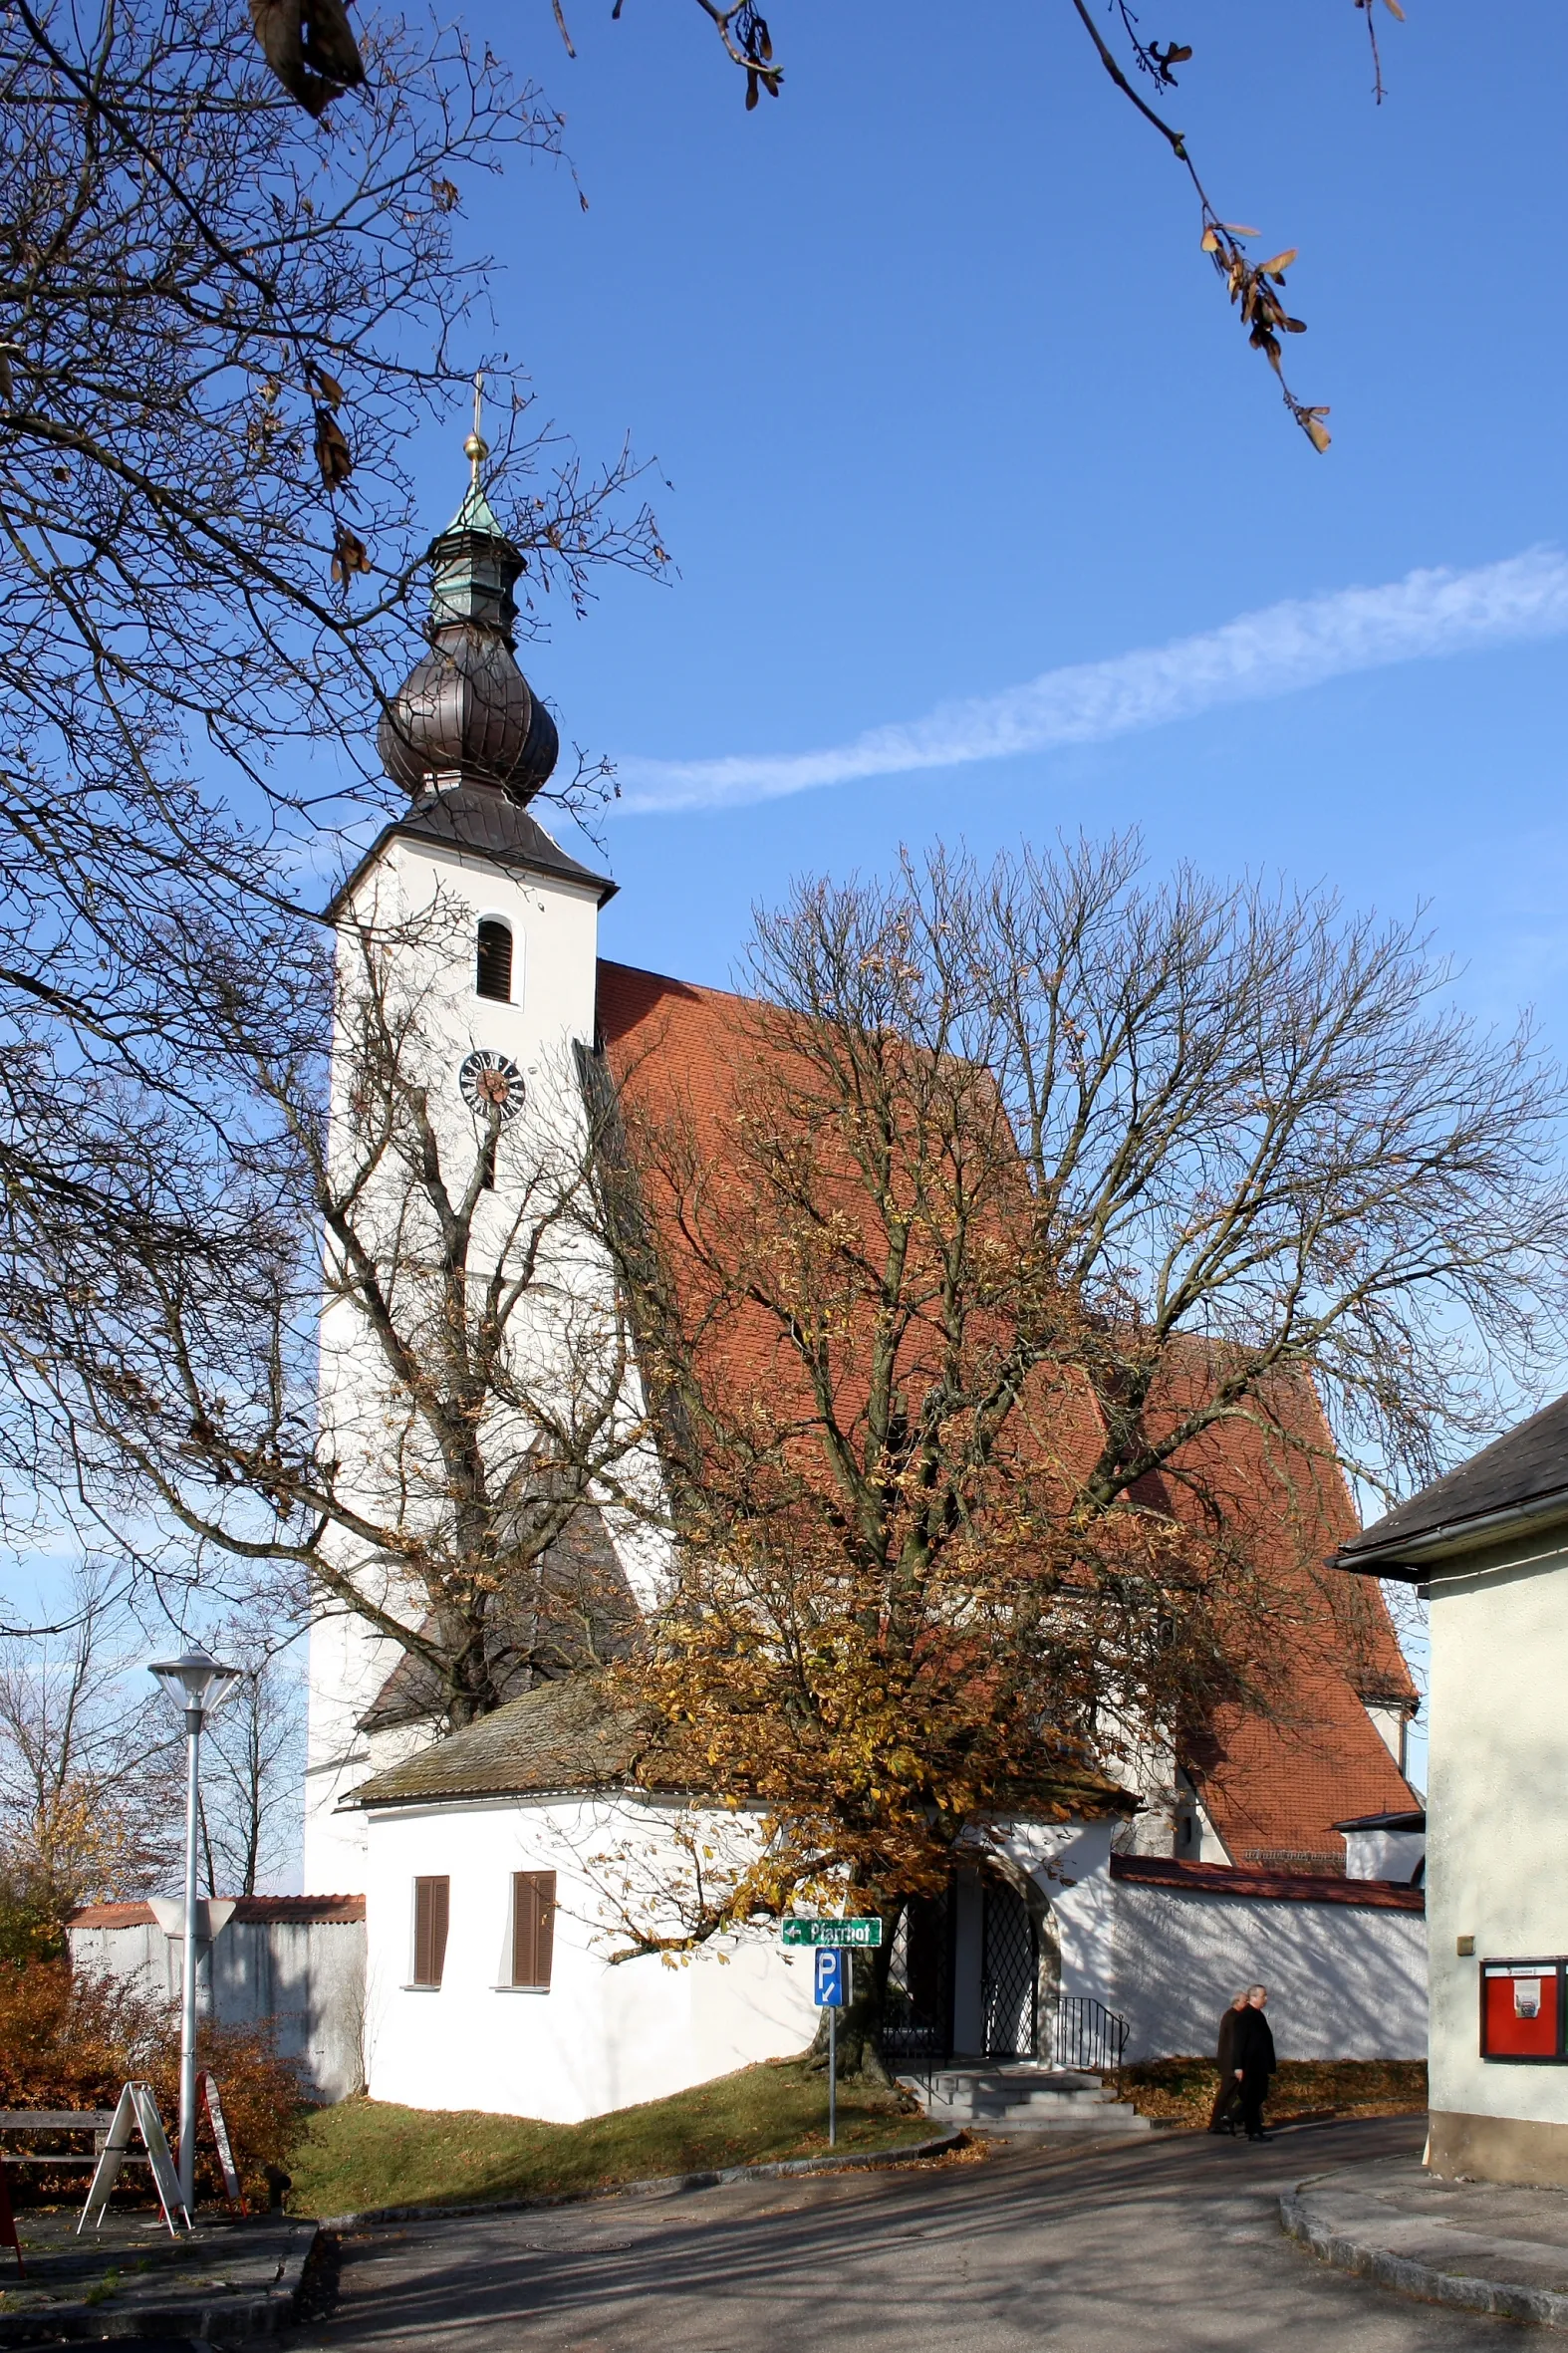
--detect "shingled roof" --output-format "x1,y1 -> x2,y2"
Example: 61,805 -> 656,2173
594,959 -> 1421,1872
325,791 -> 616,923
348,1675 -> 664,1809
350,1667 -> 1134,1820
1335,1391 -> 1568,1578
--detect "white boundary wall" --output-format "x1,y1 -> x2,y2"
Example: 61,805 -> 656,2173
1110,1879 -> 1427,2060
68,1911 -> 367,2102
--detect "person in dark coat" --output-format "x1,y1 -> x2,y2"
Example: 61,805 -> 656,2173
1207,1993 -> 1249,2134
1233,1983 -> 1276,2141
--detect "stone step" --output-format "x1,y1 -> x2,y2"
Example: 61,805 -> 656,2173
953,2107 -> 1155,2138
923,2066 -> 1106,2098
901,2064 -> 1153,2136
927,2098 -> 1111,2117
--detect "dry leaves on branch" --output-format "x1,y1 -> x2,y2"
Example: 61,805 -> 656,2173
1200,220 -> 1329,451
312,404 -> 354,489
248,0 -> 366,118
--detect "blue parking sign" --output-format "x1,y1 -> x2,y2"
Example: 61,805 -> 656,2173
814,1947 -> 850,2007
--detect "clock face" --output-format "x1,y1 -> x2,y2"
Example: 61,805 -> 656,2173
458,1049 -> 524,1124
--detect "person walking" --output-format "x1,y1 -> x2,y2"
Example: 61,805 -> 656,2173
1206,1993 -> 1249,2134
1234,1983 -> 1276,2142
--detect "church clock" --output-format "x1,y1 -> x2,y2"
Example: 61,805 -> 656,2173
457,1048 -> 524,1123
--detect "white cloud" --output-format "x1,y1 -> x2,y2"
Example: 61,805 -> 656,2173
618,548 -> 1568,815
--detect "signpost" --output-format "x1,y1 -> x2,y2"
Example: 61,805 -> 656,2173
781,1917 -> 883,1949
814,1948 -> 849,2148
783,1921 -> 883,2149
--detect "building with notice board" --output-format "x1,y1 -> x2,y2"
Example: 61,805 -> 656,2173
1337,1392 -> 1568,2185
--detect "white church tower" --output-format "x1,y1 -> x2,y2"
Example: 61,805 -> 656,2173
302,420 -> 620,1894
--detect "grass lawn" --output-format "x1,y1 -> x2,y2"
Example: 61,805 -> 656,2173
285,2058 -> 937,2218
1120,2056 -> 1428,2130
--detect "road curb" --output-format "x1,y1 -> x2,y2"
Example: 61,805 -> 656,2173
0,2221 -> 317,2345
1279,2182 -> 1568,2330
315,2130 -> 968,2231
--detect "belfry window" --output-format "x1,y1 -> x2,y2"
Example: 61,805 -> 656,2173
476,918 -> 513,1002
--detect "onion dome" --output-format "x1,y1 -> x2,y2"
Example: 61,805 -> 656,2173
378,427 -> 560,804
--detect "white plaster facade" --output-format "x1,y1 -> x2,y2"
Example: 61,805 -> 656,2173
1343,1824 -> 1425,1882
360,1794 -> 814,2121
1425,1529 -> 1568,2149
304,814 -> 661,1897
1109,1876 -> 1427,2063
357,1794 -> 1125,2122
1334,1396 -> 1568,2185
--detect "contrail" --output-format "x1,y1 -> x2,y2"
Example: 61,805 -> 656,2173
617,549 -> 1568,815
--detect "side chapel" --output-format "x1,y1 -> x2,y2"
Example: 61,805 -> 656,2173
298,435 -> 1428,2124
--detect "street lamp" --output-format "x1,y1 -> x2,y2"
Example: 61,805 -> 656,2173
148,1647 -> 240,2213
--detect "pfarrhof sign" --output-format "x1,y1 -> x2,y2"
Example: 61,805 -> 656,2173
780,1917 -> 883,1949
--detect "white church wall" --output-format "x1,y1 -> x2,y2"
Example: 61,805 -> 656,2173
304,820 -> 672,1894
361,1794 -> 818,2123
68,1911 -> 367,2103
1109,1880 -> 1428,2061
989,1818 -> 1120,2009
1344,1826 -> 1425,1882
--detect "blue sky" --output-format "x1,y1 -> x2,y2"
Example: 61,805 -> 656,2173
412,1 -> 1568,1776
410,0 -> 1567,1063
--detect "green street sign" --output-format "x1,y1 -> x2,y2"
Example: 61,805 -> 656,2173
780,1917 -> 883,1949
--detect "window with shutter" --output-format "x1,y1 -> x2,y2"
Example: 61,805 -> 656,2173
511,1871 -> 556,1989
475,918 -> 513,1002
412,1876 -> 450,1986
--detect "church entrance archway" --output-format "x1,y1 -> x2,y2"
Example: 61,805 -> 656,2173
980,1874 -> 1038,2058
883,1861 -> 1062,2070
884,1884 -> 953,2075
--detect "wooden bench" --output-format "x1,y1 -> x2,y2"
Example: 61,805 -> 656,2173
0,2111 -> 147,2167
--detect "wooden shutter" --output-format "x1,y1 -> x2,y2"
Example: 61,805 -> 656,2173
475,919 -> 513,1002
511,1871 -> 556,1988
412,1876 -> 449,1986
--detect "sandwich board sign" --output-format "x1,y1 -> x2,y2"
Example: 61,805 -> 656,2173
78,2082 -> 191,2236
198,2071 -> 243,2209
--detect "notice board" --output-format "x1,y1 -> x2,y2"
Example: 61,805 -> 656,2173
1481,1960 -> 1567,2061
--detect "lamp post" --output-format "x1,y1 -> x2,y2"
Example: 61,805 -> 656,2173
148,1647 -> 240,2213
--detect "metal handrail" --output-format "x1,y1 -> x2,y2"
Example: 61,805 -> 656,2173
1050,1994 -> 1131,2077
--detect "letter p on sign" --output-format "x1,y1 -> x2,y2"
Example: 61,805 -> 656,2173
814,1948 -> 849,2007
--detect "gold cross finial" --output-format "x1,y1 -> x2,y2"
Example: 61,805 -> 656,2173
462,371 -> 488,482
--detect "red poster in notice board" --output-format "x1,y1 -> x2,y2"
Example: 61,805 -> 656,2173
1482,1961 -> 1562,2059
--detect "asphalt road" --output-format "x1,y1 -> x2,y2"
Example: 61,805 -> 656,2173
283,2118 -> 1516,2352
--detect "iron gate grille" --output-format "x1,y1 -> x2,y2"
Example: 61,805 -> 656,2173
981,1878 -> 1038,2058
884,1888 -> 953,2074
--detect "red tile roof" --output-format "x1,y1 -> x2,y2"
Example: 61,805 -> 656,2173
595,959 -> 1421,1872
1112,1853 -> 1424,1912
67,1896 -> 365,1928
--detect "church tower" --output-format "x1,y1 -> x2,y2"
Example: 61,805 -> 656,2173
302,423 -> 619,1894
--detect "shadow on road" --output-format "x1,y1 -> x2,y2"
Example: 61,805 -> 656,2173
288,2115 -> 1482,2353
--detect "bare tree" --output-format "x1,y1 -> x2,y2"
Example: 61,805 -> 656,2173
0,0 -> 660,993
0,1568 -> 178,1938
0,0 -> 668,1607
9,902 -> 656,1729
592,837 -> 1568,2057
197,1639 -> 304,1896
